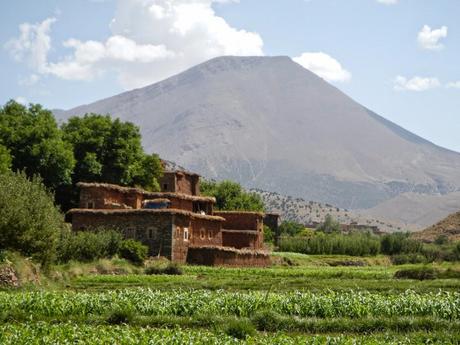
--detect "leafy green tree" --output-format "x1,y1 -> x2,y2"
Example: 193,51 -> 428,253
316,214 -> 341,233
62,114 -> 162,189
0,100 -> 75,189
0,145 -> 12,174
0,172 -> 65,265
279,221 -> 305,236
263,225 -> 274,243
201,180 -> 264,212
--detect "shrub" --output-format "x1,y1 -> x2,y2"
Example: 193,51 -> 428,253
145,263 -> 182,275
106,308 -> 133,325
0,172 -> 65,265
57,229 -> 123,263
251,310 -> 282,332
223,319 -> 256,340
119,239 -> 148,265
391,254 -> 427,265
394,267 -> 440,280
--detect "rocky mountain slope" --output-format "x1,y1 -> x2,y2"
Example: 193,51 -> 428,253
412,211 -> 460,243
57,56 -> 460,228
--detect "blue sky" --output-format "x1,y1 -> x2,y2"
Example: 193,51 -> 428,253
1,0 -> 459,152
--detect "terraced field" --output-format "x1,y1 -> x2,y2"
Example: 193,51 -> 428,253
1,253 -> 460,344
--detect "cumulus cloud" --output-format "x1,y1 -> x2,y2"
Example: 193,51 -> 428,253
6,0 -> 263,89
394,76 -> 440,91
417,25 -> 448,51
292,52 -> 351,82
377,0 -> 398,5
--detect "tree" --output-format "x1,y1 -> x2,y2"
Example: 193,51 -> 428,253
201,180 -> 264,212
0,100 -> 75,190
279,221 -> 304,236
316,214 -> 341,233
0,172 -> 65,265
62,114 -> 162,189
0,145 -> 11,174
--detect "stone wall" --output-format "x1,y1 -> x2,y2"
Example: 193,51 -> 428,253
79,185 -> 142,209
70,211 -> 174,258
214,211 -> 264,249
187,246 -> 270,267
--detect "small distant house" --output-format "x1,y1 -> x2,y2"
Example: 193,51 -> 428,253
67,171 -> 270,267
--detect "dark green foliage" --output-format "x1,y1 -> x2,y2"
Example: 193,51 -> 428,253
145,263 -> 183,275
223,319 -> 256,340
391,253 -> 427,265
106,308 -> 134,325
0,172 -> 65,265
119,239 -> 148,265
62,114 -> 162,191
434,234 -> 449,245
0,145 -> 11,174
57,229 -> 123,263
251,310 -> 283,331
0,101 -> 75,190
394,267 -> 440,280
200,180 -> 264,212
380,232 -> 423,255
279,231 -> 381,256
316,214 -> 340,233
263,225 -> 274,243
279,221 -> 304,236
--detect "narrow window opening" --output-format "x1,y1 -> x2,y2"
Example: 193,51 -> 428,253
184,227 -> 189,241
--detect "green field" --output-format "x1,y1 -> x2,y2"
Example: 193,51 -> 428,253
2,253 -> 460,344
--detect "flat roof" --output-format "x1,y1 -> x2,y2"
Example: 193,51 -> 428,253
67,208 -> 225,221
77,182 -> 215,202
213,210 -> 265,217
221,229 -> 259,235
163,170 -> 200,177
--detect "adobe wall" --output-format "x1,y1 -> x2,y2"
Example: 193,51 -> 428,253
190,218 -> 223,247
222,231 -> 258,249
168,197 -> 194,212
214,212 -> 263,231
171,214 -> 191,263
159,173 -> 176,193
187,247 -> 271,267
70,212 -> 173,258
79,186 -> 142,209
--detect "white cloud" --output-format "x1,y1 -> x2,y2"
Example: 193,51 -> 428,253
446,81 -> 460,89
394,75 -> 440,91
417,25 -> 448,51
292,52 -> 351,83
377,0 -> 398,5
6,0 -> 263,89
5,17 -> 56,73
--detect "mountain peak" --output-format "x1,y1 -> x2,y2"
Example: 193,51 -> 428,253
57,56 -> 460,228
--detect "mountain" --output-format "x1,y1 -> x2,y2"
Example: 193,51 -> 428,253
412,211 -> 460,243
57,56 -> 460,227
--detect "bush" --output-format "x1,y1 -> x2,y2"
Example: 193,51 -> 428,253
57,228 -> 123,263
0,172 -> 65,265
251,310 -> 282,332
145,263 -> 182,275
119,239 -> 148,265
106,308 -> 134,325
394,267 -> 440,280
223,319 -> 256,340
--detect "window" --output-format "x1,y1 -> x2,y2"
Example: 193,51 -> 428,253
200,229 -> 205,240
86,201 -> 95,209
163,183 -> 168,191
148,228 -> 154,239
184,227 -> 189,241
208,230 -> 213,240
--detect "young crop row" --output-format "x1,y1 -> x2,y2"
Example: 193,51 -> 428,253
0,323 -> 458,345
1,289 -> 459,319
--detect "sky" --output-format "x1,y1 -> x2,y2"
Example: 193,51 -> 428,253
1,0 -> 459,152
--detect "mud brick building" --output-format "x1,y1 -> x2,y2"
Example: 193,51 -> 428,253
67,171 -> 270,266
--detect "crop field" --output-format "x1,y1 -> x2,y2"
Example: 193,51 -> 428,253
1,253 -> 460,344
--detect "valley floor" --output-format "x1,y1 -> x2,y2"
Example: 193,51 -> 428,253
1,253 -> 460,344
